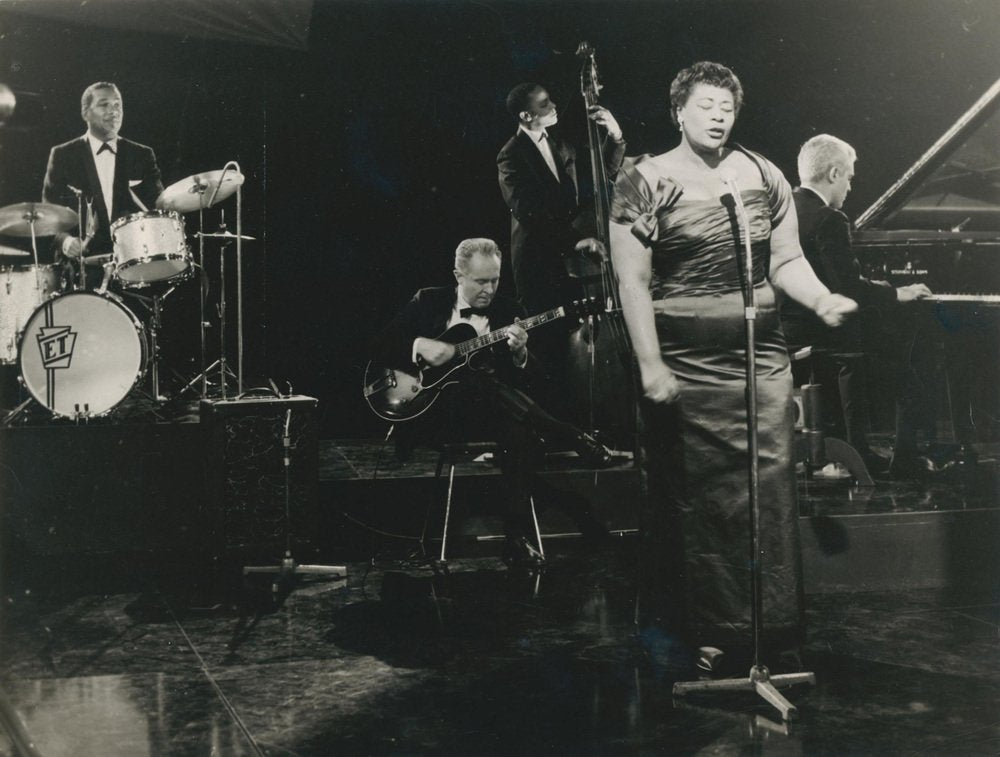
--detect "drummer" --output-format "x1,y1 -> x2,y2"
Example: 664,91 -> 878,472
42,81 -> 164,268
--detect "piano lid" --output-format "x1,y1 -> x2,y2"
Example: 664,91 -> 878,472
855,77 -> 1000,234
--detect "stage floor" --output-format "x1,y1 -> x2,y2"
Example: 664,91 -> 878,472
0,435 -> 997,753
0,543 -> 997,755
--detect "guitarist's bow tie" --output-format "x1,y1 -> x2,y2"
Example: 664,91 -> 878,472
460,306 -> 491,318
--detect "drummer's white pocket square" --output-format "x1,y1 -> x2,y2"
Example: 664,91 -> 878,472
128,179 -> 142,187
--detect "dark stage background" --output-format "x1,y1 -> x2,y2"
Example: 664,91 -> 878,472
1,0 -> 997,437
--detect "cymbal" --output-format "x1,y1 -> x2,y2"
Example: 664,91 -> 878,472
0,202 -> 78,237
159,169 -> 245,213
0,244 -> 31,257
195,231 -> 256,241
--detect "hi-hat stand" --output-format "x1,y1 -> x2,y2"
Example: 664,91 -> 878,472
243,407 -> 346,592
177,162 -> 251,399
672,177 -> 815,721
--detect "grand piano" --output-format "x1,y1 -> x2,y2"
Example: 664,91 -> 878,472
854,77 -> 1000,443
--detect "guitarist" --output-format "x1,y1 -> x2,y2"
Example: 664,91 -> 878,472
372,238 -> 612,568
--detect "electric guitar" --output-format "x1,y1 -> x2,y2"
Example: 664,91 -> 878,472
363,297 -> 603,422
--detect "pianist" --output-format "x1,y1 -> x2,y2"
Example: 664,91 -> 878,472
781,134 -> 933,478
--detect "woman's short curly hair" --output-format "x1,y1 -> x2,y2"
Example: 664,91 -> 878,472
668,61 -> 744,127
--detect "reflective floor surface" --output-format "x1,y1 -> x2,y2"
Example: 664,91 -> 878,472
1,540 -> 997,756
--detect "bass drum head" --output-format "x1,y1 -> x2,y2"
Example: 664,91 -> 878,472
19,292 -> 146,418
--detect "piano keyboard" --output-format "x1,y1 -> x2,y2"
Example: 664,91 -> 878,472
927,294 -> 1000,304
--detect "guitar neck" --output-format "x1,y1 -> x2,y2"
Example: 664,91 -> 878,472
454,307 -> 565,357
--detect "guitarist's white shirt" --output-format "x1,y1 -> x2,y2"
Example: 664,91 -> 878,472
448,290 -> 490,334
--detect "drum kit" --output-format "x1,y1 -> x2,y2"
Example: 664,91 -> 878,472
1,163 -> 252,423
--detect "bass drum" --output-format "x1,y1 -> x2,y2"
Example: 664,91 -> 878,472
19,291 -> 147,418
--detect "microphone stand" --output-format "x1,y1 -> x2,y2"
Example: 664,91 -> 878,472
672,177 -> 815,721
65,185 -> 86,289
242,407 -> 346,593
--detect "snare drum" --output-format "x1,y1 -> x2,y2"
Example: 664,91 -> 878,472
19,291 -> 147,418
0,264 -> 62,364
111,209 -> 191,287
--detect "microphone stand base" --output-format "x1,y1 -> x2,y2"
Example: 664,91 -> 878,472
673,667 -> 816,722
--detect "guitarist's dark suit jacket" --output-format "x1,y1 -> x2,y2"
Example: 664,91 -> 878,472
372,285 -> 533,391
42,135 -> 164,255
497,126 -> 625,313
371,284 -> 609,542
373,284 -> 549,533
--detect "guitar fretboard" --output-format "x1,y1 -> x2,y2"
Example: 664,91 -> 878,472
455,307 -> 566,357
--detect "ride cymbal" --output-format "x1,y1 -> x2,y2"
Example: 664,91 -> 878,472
0,202 -> 78,237
159,169 -> 245,213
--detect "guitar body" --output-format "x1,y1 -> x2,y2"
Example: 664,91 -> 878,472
363,299 -> 597,423
363,323 -> 481,422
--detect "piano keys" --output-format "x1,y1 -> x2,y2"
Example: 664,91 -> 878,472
927,294 -> 1000,305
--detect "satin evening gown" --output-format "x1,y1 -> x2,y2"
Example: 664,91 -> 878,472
612,152 -> 804,651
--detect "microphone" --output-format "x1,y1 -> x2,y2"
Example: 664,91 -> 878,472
722,175 -> 746,216
66,184 -> 83,196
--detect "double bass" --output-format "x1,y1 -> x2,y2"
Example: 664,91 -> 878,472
561,41 -> 635,451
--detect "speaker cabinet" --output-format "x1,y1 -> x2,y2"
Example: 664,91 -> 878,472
200,396 -> 319,557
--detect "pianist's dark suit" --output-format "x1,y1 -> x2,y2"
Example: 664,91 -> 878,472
781,186 -> 917,465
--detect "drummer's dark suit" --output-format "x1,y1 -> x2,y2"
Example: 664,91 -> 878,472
42,135 -> 164,255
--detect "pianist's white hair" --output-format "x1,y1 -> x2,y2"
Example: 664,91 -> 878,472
797,134 -> 857,184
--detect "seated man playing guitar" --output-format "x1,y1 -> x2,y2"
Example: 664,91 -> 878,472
369,237 -> 612,568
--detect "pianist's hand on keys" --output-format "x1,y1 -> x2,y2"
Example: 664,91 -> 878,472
897,283 -> 933,302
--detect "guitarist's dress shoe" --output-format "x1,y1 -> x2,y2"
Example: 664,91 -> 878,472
502,535 -> 545,569
575,432 -> 614,468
